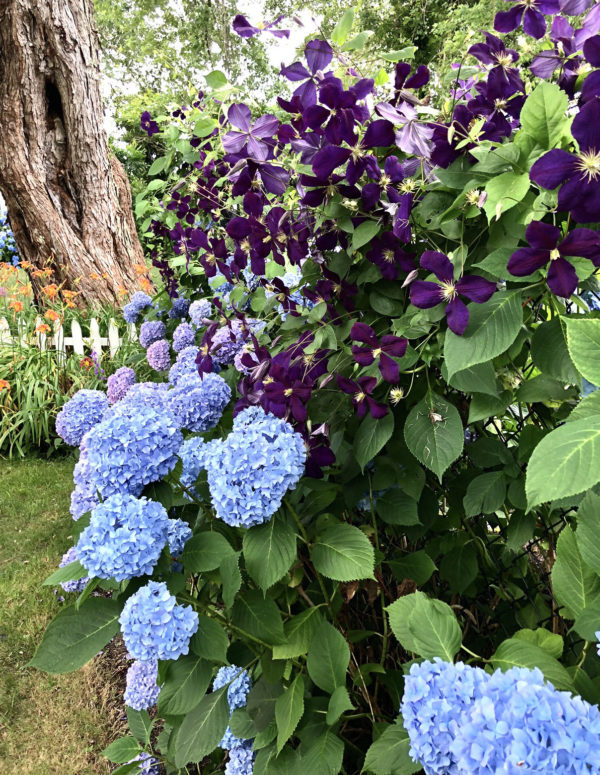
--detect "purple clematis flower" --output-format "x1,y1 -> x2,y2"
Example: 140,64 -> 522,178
222,104 -> 278,162
494,0 -> 561,39
530,99 -> 600,223
232,14 -> 289,38
281,40 -> 334,107
366,232 -> 414,280
468,33 -> 524,93
410,251 -> 497,335
311,120 -> 395,181
336,375 -> 388,419
507,220 -> 600,297
141,111 -> 159,137
350,322 -> 408,383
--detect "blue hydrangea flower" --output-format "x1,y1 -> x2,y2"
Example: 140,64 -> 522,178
107,367 -> 136,403
178,436 -> 207,499
85,405 -> 182,497
167,518 -> 193,555
173,322 -> 196,352
226,746 -> 255,775
55,389 -> 109,447
213,666 -> 253,750
147,339 -> 171,371
168,297 -> 190,319
167,372 -> 231,432
123,292 -> 153,324
451,666 -> 600,774
169,346 -> 200,385
189,299 -> 212,327
113,382 -> 170,414
76,494 -> 170,581
200,406 -> 306,528
58,546 -> 90,593
211,320 -> 263,366
70,485 -> 98,520
139,320 -> 166,349
401,658 -> 490,775
120,581 -> 198,661
128,753 -> 160,775
124,659 -> 161,710
70,445 -> 99,519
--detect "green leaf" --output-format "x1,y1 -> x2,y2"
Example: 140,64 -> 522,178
468,391 -> 512,423
42,560 -> 88,586
407,596 -> 462,661
326,685 -> 353,725
444,291 -> 523,378
352,220 -> 380,251
275,674 -> 304,754
306,621 -> 350,693
174,686 -> 229,767
158,655 -> 212,715
573,602 -> 600,641
484,171 -> 531,220
181,531 -> 234,572
520,81 -> 568,148
243,513 -> 297,590
205,69 -> 228,89
232,590 -> 285,646
491,638 -> 572,690
189,615 -> 229,663
576,492 -> 600,575
29,598 -> 120,674
404,391 -> 464,481
564,317 -> 600,385
220,551 -> 242,609
331,9 -> 355,45
301,731 -> 345,775
447,361 -> 499,396
526,416 -> 600,509
312,523 -> 375,582
516,374 -> 576,403
126,708 -> 153,746
531,318 -> 579,384
354,412 -> 395,471
387,551 -> 437,586
375,488 -> 420,526
568,391 -> 600,423
101,736 -> 142,764
364,718 -> 420,775
342,30 -> 373,51
255,745 -> 300,774
439,544 -> 478,594
272,607 -> 323,660
247,678 -> 284,733
463,471 -> 506,516
386,591 -> 428,653
513,628 -> 563,659
148,155 -> 167,175
552,526 -> 600,619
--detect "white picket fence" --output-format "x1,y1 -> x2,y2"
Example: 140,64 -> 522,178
0,315 -> 137,360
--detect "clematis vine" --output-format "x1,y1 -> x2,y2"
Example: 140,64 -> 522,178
350,323 -> 408,383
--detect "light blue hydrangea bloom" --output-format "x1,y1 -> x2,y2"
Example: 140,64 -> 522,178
123,292 -> 153,324
70,444 -> 99,519
128,752 -> 160,775
119,581 -> 198,661
139,320 -> 166,349
70,485 -> 99,520
168,297 -> 190,319
189,299 -> 212,327
169,346 -> 200,385
55,389 -> 109,447
147,339 -> 171,371
167,518 -> 193,556
173,321 -> 196,352
213,665 -> 253,750
401,658 -> 490,775
200,406 -> 306,528
124,660 -> 161,710
167,372 -> 231,432
85,405 -> 182,497
76,494 -> 170,581
226,746 -> 255,775
58,546 -> 90,593
106,366 -> 136,403
178,436 -> 207,499
112,382 -> 170,415
451,666 -> 600,774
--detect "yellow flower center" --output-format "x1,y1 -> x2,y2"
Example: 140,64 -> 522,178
354,391 -> 366,402
372,348 -> 382,358
383,249 -> 396,263
284,388 -> 293,397
380,175 -> 391,187
577,149 -> 600,182
263,376 -> 274,385
440,281 -> 457,301
549,248 -> 561,261
390,387 -> 404,405
495,53 -> 513,69
351,144 -> 364,161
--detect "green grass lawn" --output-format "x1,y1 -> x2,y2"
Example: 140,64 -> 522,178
0,457 -> 123,774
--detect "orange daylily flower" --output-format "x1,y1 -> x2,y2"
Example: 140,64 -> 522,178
36,323 -> 51,334
43,268 -> 54,277
8,300 -> 23,312
42,284 -> 59,299
134,263 -> 149,276
44,309 -> 60,322
65,300 -> 76,308
32,269 -> 45,279
0,379 -> 10,391
20,260 -> 32,269
79,356 -> 93,370
139,277 -> 153,294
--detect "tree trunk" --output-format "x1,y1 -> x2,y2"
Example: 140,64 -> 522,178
0,0 -> 146,307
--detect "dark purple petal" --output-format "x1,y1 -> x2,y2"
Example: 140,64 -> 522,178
446,297 -> 470,336
305,39 -> 333,74
351,78 -> 375,100
530,149 -> 577,190
281,61 -> 311,82
410,280 -> 444,309
381,335 -> 408,358
362,120 -> 395,148
561,0 -> 594,14
523,6 -> 547,38
547,256 -> 578,297
584,35 -> 600,65
259,164 -> 290,196
581,71 -> 600,104
559,228 -> 600,258
393,193 -> 413,243
494,5 -> 524,33
378,353 -> 400,384
469,42 -> 496,65
405,65 -> 430,89
226,217 -> 251,240
507,247 -> 549,276
525,220 -> 561,250
312,145 -> 351,178
537,0 -> 561,13
361,182 -> 382,210
222,130 -> 249,155
530,51 -> 561,78
572,99 -> 600,152
337,375 -> 358,395
246,135 -> 269,162
252,114 -> 279,138
350,322 -> 379,347
232,15 -> 259,38
303,104 -> 329,130
228,103 -> 252,132
420,250 -> 454,283
366,397 -> 388,419
456,275 -> 497,303
352,346 -> 376,367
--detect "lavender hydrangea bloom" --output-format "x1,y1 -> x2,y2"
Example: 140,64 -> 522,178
173,321 -> 196,352
178,436 -> 207,499
168,297 -> 190,319
55,389 -> 109,447
139,320 -> 166,349
147,339 -> 171,371
211,320 -> 264,366
169,346 -> 200,385
70,444 -> 99,519
76,494 -> 170,581
70,485 -> 99,520
124,660 -> 161,710
119,581 -> 198,661
226,746 -> 255,775
199,406 -> 306,528
84,405 -> 182,498
167,373 -> 231,432
189,299 -> 212,327
106,367 -> 136,403
213,666 -> 253,750
167,518 -> 193,555
128,753 -> 160,775
58,546 -> 90,593
123,291 -> 153,324
113,382 -> 170,414
401,658 -> 490,775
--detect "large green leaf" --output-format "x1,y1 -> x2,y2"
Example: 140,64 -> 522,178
491,638 -> 572,690
520,81 -> 569,148
564,317 -> 600,385
326,685 -> 354,725
29,598 -> 120,674
158,655 -> 212,715
386,591 -> 427,653
272,607 -> 323,660
404,391 -> 464,481
552,526 -> 600,619
42,560 -> 88,587
444,291 -> 523,377
354,412 -> 395,471
375,488 -> 420,526
364,718 -> 420,775
232,590 -> 285,645
275,674 -> 304,754
439,544 -> 478,594
220,551 -> 242,609
407,596 -> 462,661
306,621 -> 350,693
181,531 -> 234,572
189,615 -> 229,663
575,492 -> 600,575
126,708 -> 153,746
447,361 -> 499,396
352,220 -> 380,251
174,687 -> 229,766
568,392 -> 600,423
387,552 -> 436,586
531,317 -> 579,384
243,513 -> 297,590
526,416 -> 600,509
463,471 -> 506,516
484,171 -> 530,220
312,523 -> 375,582
301,731 -> 344,775
102,736 -> 142,764
331,8 -> 355,45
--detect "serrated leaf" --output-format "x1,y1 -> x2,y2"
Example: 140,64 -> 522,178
181,531 -> 234,572
354,412 -> 395,471
439,544 -> 478,594
189,615 -> 229,663
564,317 -> 600,386
386,591 -> 427,653
387,552 -> 436,586
126,708 -> 153,746
220,551 -> 242,609
272,607 -> 323,660
302,731 -> 344,775
520,80 -> 568,148
576,492 -> 600,575
463,471 -> 506,516
568,392 -> 600,423
404,391 -> 464,481
447,361 -> 499,396
174,687 -> 229,766
491,638 -> 572,690
364,718 -> 420,775
375,488 -> 420,526
552,525 -> 600,620
102,736 -> 142,764
206,69 -> 228,89
243,513 -> 297,590
573,603 -> 600,641
247,678 -> 284,733
326,685 -> 353,725
531,318 -> 579,384
158,655 -> 212,716
232,590 -> 285,645
312,523 -> 375,582
307,621 -> 350,693
407,596 -> 462,661
275,674 -> 304,754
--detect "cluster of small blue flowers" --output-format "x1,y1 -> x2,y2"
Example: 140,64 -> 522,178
169,346 -> 200,385
173,321 -> 196,352
178,436 -> 206,499
210,320 -> 263,366
226,746 -> 255,775
119,581 -> 198,661
106,366 -> 136,403
58,546 -> 90,593
113,382 -> 170,414
402,659 -> 600,774
189,298 -> 212,327
139,320 -> 166,348
76,494 -> 170,581
123,292 -> 153,324
167,372 -> 231,432
128,753 -> 161,775
55,389 -> 109,447
84,405 -> 182,497
147,339 -> 171,371
199,406 -> 306,527
0,207 -> 18,265
168,297 -> 190,319
213,665 -> 253,750
123,659 -> 161,710
70,443 -> 99,519
167,518 -> 193,555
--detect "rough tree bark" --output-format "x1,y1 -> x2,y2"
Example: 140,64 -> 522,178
0,0 -> 146,306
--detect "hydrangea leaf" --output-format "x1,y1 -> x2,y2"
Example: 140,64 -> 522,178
243,512 -> 297,590
375,488 -> 420,526
463,471 -> 506,516
387,551 -> 437,586
220,551 -> 242,610
326,686 -> 354,726
301,731 -> 345,775
354,412 -> 395,471
312,523 -> 375,582
531,317 -> 579,384
254,744 -> 300,774
520,80 -> 569,149
158,655 -> 212,716
575,492 -> 600,576
567,391 -> 600,423
275,673 -> 305,754
386,591 -> 427,653
551,525 -> 600,620
404,391 -> 463,481
407,596 -> 462,661
491,638 -> 573,691
363,718 -> 420,775
173,686 -> 229,767
439,544 -> 478,595
563,317 -> 600,386
181,531 -> 234,572
232,590 -> 286,646
306,621 -> 350,693
42,560 -> 88,586
573,603 -> 600,641
101,735 -> 142,764
446,360 -> 499,397
247,677 -> 284,733
126,708 -> 153,746
272,607 -> 323,660
189,615 -> 229,663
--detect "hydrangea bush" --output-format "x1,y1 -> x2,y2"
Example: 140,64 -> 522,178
33,4 -> 600,774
